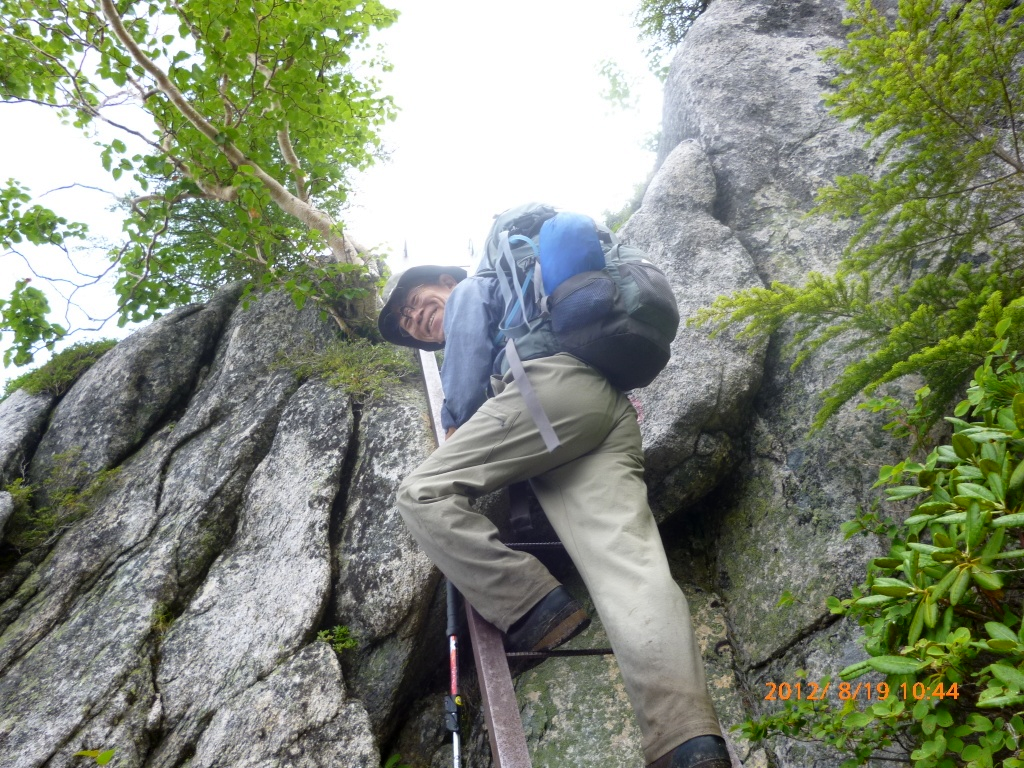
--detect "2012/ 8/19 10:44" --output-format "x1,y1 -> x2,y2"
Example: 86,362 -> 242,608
764,680 -> 960,701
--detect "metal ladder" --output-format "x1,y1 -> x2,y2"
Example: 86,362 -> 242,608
417,350 -> 613,768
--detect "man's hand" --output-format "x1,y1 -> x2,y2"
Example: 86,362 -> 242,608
445,427 -> 457,440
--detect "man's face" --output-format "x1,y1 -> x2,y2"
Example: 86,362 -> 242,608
397,274 -> 458,345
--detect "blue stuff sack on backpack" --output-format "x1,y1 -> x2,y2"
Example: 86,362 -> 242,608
482,202 -> 679,391
537,212 -> 605,295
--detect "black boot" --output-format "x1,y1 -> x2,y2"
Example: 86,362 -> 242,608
646,735 -> 731,768
505,586 -> 590,653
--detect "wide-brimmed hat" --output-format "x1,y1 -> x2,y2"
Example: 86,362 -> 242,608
378,264 -> 468,351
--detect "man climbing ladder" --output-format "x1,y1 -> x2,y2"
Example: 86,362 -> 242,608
378,207 -> 731,768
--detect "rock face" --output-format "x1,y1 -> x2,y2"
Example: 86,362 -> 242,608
0,291 -> 386,768
0,389 -> 55,488
0,1 -> 914,766
653,1 -> 910,765
27,289 -> 240,502
621,140 -> 765,521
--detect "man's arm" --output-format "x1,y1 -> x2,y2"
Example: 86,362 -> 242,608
439,276 -> 500,432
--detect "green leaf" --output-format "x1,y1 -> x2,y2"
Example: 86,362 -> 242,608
866,655 -> 928,675
872,557 -> 903,569
1014,393 -> 1024,431
986,622 -> 1018,643
887,485 -> 929,501
977,691 -> 1024,708
930,566 -> 959,601
853,594 -> 896,606
949,567 -> 971,605
952,433 -> 976,460
989,664 -> 1024,690
872,585 -> 914,597
907,542 -> 953,555
840,659 -> 874,680
913,698 -> 930,720
955,483 -> 996,502
903,512 -> 938,525
935,511 -> 967,524
961,428 -> 1011,443
844,711 -> 875,728
981,527 -> 1006,561
993,512 -> 1024,528
967,504 -> 984,549
923,594 -> 939,628
1009,459 -> 1024,493
963,746 -> 990,762
971,565 -> 1003,591
987,639 -> 1018,652
873,576 -> 914,588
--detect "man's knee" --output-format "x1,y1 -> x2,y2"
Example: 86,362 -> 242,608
396,462 -> 441,515
396,472 -> 420,516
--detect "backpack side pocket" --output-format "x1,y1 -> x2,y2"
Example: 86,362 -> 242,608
548,271 -> 616,334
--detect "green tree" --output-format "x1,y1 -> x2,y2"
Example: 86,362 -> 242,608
695,0 -> 1024,429
1,0 -> 398,366
634,0 -> 712,77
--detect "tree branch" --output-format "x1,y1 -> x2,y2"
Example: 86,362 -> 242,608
250,57 -> 309,202
99,0 -> 354,265
891,28 -> 1024,174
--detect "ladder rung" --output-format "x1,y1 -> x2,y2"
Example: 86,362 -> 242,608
507,648 -> 614,658
505,541 -> 565,550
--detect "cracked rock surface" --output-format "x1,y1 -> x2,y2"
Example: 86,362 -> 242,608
622,140 -> 765,522
655,2 -> 911,765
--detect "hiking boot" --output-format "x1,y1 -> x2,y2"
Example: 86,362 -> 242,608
505,586 -> 590,653
646,735 -> 731,768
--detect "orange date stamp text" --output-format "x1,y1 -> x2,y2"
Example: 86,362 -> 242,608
764,680 -> 959,701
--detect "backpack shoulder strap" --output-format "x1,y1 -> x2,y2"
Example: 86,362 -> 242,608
503,338 -> 560,452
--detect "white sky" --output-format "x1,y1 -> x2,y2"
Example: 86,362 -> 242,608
0,0 -> 663,388
345,0 -> 663,268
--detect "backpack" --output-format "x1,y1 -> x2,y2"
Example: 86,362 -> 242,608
481,202 -> 680,393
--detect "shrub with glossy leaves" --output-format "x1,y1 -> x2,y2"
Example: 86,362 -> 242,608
743,328 -> 1024,767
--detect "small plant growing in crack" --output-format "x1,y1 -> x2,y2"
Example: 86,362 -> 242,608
151,602 -> 175,637
73,747 -> 116,765
278,337 -> 417,403
317,625 -> 358,655
2,449 -> 120,553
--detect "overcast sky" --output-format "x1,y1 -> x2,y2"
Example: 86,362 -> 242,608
0,0 -> 664,387
345,0 -> 664,268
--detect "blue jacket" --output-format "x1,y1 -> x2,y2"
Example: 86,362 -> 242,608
439,274 -> 505,431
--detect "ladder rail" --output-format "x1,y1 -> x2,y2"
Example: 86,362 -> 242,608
418,349 -> 533,768
465,605 -> 533,767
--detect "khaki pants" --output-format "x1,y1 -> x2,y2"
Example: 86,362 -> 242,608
397,354 -> 722,763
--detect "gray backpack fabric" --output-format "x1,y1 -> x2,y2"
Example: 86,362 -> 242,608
481,202 -> 679,393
